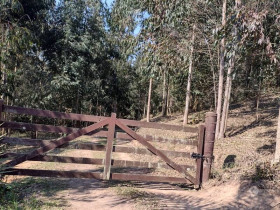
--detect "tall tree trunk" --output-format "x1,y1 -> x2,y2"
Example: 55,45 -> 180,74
183,24 -> 196,126
223,78 -> 232,134
215,0 -> 227,139
205,37 -> 217,109
147,78 -> 153,122
219,60 -> 234,139
274,106 -> 280,163
162,69 -> 168,116
219,0 -> 241,139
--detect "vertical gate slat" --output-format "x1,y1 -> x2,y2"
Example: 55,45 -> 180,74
195,124 -> 205,186
103,113 -> 116,180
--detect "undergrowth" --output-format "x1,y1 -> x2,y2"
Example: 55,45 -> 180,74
0,177 -> 67,210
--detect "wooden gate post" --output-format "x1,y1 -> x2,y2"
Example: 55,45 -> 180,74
103,113 -> 116,180
202,112 -> 217,182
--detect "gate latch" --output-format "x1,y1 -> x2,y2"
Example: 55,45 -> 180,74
191,153 -> 204,159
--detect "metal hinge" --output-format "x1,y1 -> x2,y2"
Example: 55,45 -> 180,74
191,153 -> 215,161
191,153 -> 204,159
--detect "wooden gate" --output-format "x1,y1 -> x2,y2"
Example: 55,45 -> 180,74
0,100 -> 217,187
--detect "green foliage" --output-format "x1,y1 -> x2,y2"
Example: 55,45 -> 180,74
0,0 -> 279,121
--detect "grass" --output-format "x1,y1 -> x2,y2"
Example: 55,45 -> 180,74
0,177 -> 67,210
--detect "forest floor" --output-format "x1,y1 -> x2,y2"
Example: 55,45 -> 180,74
1,95 -> 280,209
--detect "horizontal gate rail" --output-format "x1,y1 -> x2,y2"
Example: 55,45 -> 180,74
2,134 -> 198,146
2,153 -> 195,170
0,121 -> 77,133
6,169 -> 192,184
113,133 -> 198,146
0,138 -> 193,158
2,104 -> 197,132
3,105 -> 107,123
66,143 -> 193,158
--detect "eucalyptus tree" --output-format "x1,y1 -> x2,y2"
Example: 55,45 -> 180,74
218,0 -> 280,138
0,0 -> 55,107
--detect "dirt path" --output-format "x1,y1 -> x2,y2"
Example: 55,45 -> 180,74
55,179 -> 136,210
39,178 -> 279,210
137,181 -> 280,209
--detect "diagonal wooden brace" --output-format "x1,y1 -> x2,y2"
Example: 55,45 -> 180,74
4,118 -> 111,168
115,119 -> 197,184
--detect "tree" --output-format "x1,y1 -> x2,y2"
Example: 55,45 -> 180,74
146,78 -> 153,122
219,0 -> 241,139
274,104 -> 280,163
215,0 -> 227,139
183,24 -> 196,125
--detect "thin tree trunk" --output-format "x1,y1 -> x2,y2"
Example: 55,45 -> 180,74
167,84 -> 171,115
205,38 -> 217,109
256,55 -> 264,121
183,24 -> 196,126
215,0 -> 227,139
219,62 -> 234,139
147,78 -> 153,122
274,106 -> 280,163
223,79 -> 232,134
219,0 -> 241,139
256,79 -> 262,121
162,69 -> 168,116
143,101 -> 146,119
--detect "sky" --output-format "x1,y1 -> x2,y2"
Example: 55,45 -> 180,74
102,0 -> 142,35
102,0 -> 114,7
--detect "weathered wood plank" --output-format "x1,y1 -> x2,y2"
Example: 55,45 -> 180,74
4,105 -> 107,123
1,137 -> 54,146
73,143 -> 192,158
115,133 -> 198,146
103,113 -> 116,180
0,122 -> 109,136
119,118 -> 198,133
6,169 -> 102,179
0,121 -> 76,133
3,105 -> 198,132
2,153 -> 195,170
6,169 -> 191,184
111,173 -> 191,184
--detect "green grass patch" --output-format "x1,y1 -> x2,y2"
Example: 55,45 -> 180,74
0,177 -> 67,210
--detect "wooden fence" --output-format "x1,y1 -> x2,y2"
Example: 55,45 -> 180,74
0,100 -> 217,187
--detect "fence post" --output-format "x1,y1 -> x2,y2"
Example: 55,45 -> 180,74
202,112 -> 217,182
103,113 -> 116,180
195,124 -> 205,187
